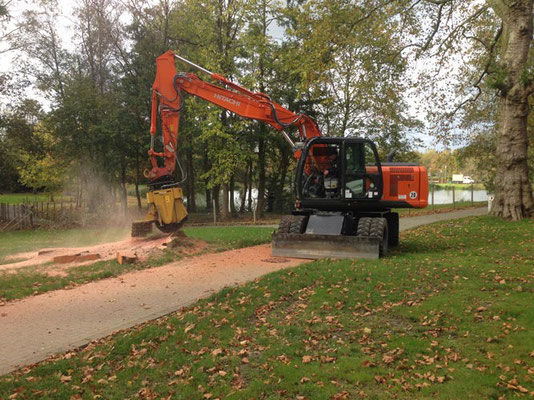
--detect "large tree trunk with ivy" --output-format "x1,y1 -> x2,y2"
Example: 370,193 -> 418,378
489,0 -> 534,220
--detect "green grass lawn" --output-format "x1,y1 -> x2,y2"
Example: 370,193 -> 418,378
0,216 -> 532,399
0,193 -> 73,204
395,200 -> 487,216
432,183 -> 486,190
0,226 -> 274,302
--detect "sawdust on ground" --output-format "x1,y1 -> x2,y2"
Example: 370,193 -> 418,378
0,234 -> 207,276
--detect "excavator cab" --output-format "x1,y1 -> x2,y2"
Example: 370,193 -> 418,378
296,138 -> 383,210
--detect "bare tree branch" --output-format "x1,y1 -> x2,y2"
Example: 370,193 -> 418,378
448,24 -> 503,116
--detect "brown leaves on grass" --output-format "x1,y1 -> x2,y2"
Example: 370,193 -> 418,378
184,323 -> 195,333
210,348 -> 223,357
499,376 -> 531,394
276,355 -> 291,364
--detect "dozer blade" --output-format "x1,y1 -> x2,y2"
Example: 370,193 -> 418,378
271,233 -> 381,260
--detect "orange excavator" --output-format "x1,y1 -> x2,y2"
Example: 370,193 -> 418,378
132,51 -> 428,259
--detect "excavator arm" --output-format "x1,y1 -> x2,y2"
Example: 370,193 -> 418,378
132,50 -> 322,236
146,50 -> 321,181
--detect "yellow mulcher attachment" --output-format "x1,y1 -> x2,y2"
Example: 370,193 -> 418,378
131,187 -> 188,237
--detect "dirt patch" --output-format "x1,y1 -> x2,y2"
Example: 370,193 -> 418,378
0,234 -> 206,276
0,244 -> 309,375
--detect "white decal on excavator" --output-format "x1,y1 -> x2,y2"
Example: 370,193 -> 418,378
214,93 -> 241,107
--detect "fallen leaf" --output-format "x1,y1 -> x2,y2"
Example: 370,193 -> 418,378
211,348 -> 223,357
302,355 -> 312,363
517,385 -> 529,393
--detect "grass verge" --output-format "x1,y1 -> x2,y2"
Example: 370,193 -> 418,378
0,193 -> 72,204
432,183 -> 485,190
0,226 -> 273,302
395,201 -> 486,217
0,216 -> 532,399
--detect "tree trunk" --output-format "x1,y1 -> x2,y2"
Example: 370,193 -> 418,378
135,150 -> 142,210
229,174 -> 237,216
186,146 -> 197,212
247,163 -> 253,212
120,161 -> 128,217
274,151 -> 290,212
256,134 -> 266,217
240,160 -> 250,213
221,181 -> 230,220
212,185 -> 220,217
489,0 -> 534,219
204,151 -> 212,211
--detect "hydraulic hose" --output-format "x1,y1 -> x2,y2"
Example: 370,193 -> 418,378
269,102 -> 301,128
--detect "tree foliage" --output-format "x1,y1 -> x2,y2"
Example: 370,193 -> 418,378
3,0 -> 525,219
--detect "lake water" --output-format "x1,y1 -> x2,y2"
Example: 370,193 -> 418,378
189,187 -> 489,208
429,188 -> 488,205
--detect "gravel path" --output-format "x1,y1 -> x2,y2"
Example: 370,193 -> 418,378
0,207 -> 487,375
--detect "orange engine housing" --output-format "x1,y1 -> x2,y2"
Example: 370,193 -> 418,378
380,165 -> 428,208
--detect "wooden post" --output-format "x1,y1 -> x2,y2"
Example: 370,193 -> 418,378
452,186 -> 455,208
471,184 -> 474,206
